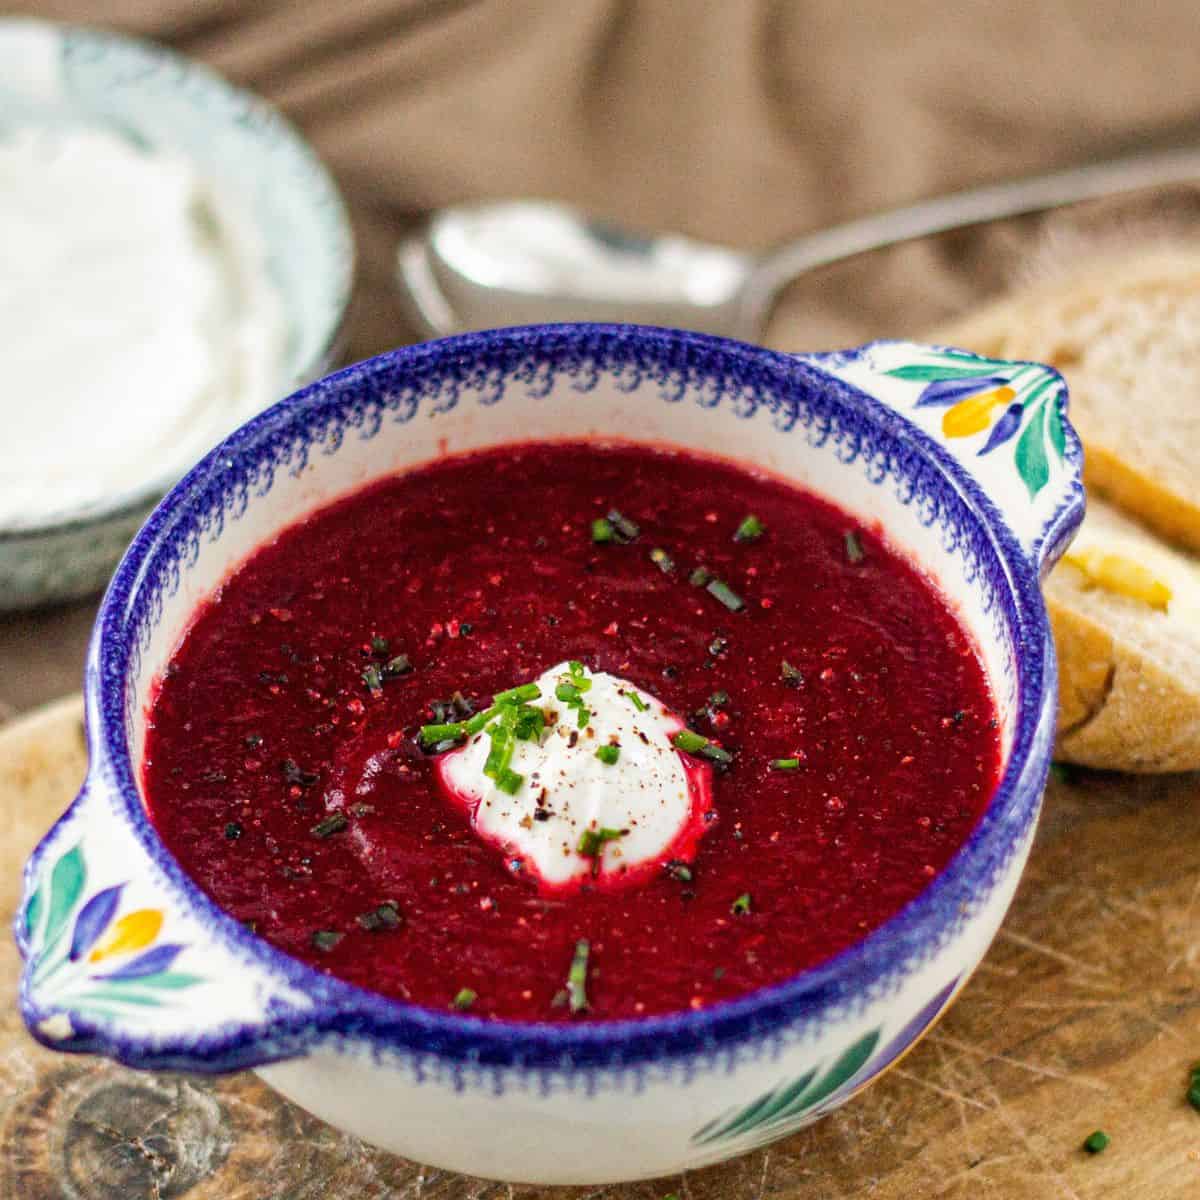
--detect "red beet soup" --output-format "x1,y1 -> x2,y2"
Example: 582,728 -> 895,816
142,441 -> 1001,1021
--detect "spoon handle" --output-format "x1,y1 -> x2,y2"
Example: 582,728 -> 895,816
741,145 -> 1200,336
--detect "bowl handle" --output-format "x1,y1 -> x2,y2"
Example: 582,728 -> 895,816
800,340 -> 1085,573
16,764 -> 314,1070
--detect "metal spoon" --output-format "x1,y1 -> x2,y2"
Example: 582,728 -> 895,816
396,145 -> 1200,342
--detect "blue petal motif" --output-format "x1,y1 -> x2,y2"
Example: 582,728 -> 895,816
977,402 -> 1025,456
68,884 -> 125,961
94,943 -> 184,981
915,375 -> 1007,408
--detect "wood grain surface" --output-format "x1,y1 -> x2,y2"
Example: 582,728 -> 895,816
1,697 -> 1198,1198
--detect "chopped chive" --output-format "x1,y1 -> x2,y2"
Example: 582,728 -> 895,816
495,766 -> 525,794
465,705 -> 499,735
592,516 -> 616,543
311,812 -> 348,839
567,938 -> 590,1014
483,722 -> 515,780
845,530 -> 865,564
578,827 -> 625,858
451,987 -> 477,1011
606,509 -> 640,542
362,664 -> 383,691
708,635 -> 729,657
311,930 -> 343,952
383,654 -> 412,677
770,758 -> 801,771
370,635 -> 390,656
625,690 -> 649,712
556,682 -> 583,704
781,659 -> 803,687
706,578 -> 745,612
356,902 -> 402,932
734,514 -> 765,543
223,821 -> 243,840
420,721 -> 466,746
493,682 -> 541,704
1082,1130 -> 1109,1154
513,707 -> 545,742
689,565 -> 711,587
568,659 -> 585,676
672,729 -> 732,765
576,705 -> 591,728
731,893 -> 752,916
596,743 -> 620,765
664,859 -> 693,883
592,518 -> 619,547
650,547 -> 675,574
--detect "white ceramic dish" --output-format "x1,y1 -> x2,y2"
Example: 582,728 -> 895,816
0,18 -> 353,609
18,325 -> 1082,1183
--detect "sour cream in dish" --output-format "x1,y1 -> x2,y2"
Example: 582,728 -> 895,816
0,124 -> 284,529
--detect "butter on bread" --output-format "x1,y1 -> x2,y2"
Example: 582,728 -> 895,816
1048,498 -> 1200,771
937,249 -> 1200,771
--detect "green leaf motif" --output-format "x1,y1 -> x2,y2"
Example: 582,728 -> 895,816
23,885 -> 43,941
693,1069 -> 817,1144
1014,398 -> 1051,499
692,1029 -> 881,1146
118,972 -> 204,992
40,845 -> 86,961
885,364 -> 1011,383
789,1028 -> 880,1111
1047,394 -> 1067,461
75,988 -> 166,1009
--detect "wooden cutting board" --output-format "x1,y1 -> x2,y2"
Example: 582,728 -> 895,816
1,697 -> 1198,1199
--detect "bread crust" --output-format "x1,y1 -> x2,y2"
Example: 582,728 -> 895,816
1048,588 -> 1200,773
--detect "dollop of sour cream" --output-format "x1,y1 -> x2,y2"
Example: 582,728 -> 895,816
436,662 -> 713,891
0,124 -> 285,529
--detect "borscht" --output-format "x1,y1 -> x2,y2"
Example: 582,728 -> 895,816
142,441 -> 1001,1021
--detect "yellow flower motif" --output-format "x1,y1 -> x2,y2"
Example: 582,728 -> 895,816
942,386 -> 1016,439
89,908 -> 163,962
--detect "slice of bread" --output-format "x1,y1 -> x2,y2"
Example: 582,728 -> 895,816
939,248 -> 1200,551
1047,496 -> 1200,772
937,247 -> 1200,771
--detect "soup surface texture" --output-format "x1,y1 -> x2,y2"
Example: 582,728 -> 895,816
143,441 -> 1001,1021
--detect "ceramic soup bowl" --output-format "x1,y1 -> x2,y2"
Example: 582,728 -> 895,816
16,326 -> 1083,1185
